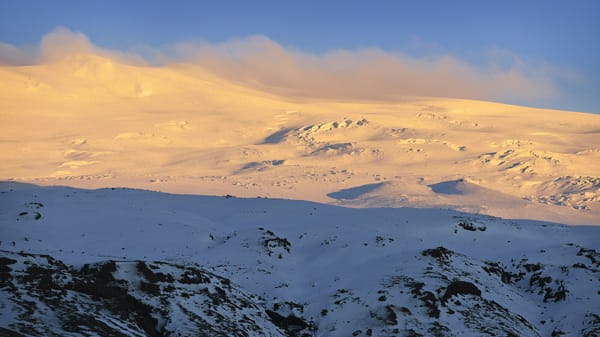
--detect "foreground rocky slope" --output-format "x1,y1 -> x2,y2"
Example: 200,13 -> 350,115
0,251 -> 288,337
1,182 -> 599,336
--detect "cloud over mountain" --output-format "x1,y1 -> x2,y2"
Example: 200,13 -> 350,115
0,27 -> 573,103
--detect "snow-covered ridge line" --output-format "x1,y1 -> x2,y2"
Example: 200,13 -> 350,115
1,182 -> 599,336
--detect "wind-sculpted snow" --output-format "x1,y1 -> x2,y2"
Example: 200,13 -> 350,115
1,183 -> 599,336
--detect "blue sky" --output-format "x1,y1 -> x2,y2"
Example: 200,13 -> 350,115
1,0 -> 599,113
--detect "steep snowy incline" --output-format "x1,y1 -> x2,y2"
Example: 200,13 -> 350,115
1,182 -> 599,336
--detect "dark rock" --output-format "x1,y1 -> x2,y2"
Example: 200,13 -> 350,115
482,261 -> 515,284
384,305 -> 398,325
179,268 -> 210,284
0,327 -> 28,337
543,281 -> 567,302
422,247 -> 453,262
266,309 -> 309,335
442,280 -> 482,303
140,281 -> 160,296
524,263 -> 542,273
137,261 -> 173,283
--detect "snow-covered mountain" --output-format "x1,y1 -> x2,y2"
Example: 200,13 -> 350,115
1,51 -> 599,336
1,54 -> 600,225
1,182 -> 599,336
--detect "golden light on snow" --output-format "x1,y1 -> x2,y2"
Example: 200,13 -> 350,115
1,34 -> 599,225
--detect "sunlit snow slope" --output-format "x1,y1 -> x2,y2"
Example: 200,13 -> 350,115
1,54 -> 599,224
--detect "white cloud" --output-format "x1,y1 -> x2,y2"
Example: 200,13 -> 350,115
0,27 -> 575,103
